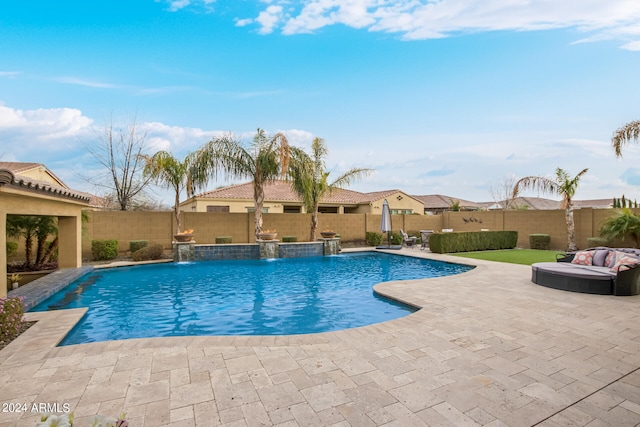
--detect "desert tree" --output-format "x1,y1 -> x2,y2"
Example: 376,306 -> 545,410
513,167 -> 588,251
193,129 -> 290,240
288,137 -> 372,241
84,116 -> 154,210
490,175 -> 520,209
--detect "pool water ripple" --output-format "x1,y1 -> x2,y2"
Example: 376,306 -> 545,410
30,252 -> 472,345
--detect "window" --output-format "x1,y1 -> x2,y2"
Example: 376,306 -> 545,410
283,206 -> 301,213
318,206 -> 339,214
247,207 -> 269,213
390,209 -> 413,215
206,205 -> 229,213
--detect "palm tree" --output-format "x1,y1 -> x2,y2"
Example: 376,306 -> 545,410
142,151 -> 196,233
612,120 -> 640,157
599,208 -> 640,248
289,137 -> 372,241
195,129 -> 290,241
513,167 -> 588,251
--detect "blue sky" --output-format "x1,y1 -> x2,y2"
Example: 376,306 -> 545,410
2,0 -> 640,204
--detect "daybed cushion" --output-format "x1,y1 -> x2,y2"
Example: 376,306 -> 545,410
592,249 -> 609,267
611,254 -> 639,273
532,262 -> 615,279
571,251 -> 594,266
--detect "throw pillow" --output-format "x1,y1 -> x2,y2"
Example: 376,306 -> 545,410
605,250 -> 616,268
571,251 -> 594,266
592,249 -> 609,267
610,255 -> 639,273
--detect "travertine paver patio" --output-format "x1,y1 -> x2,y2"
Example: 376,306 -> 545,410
1,249 -> 639,426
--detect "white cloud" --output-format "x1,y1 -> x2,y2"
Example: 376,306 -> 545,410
239,0 -> 640,47
0,71 -> 21,78
54,76 -> 121,89
256,5 -> 284,34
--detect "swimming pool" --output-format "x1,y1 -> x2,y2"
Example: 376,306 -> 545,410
31,252 -> 473,345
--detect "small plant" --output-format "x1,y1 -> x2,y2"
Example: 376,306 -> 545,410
365,232 -> 383,246
8,273 -> 21,283
129,240 -> 149,253
91,240 -> 119,261
35,412 -> 128,427
6,241 -> 18,259
0,296 -> 25,343
132,244 -> 164,261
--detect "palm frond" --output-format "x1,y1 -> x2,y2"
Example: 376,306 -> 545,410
612,120 -> 640,158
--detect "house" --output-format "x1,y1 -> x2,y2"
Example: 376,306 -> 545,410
0,162 -> 107,210
412,194 -> 483,214
180,180 -> 426,215
477,196 -> 614,210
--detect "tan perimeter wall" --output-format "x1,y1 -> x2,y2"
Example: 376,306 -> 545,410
80,208 -> 640,258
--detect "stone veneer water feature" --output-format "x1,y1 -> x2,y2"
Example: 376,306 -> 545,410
172,238 -> 341,262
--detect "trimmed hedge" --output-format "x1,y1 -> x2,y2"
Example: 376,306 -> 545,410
91,239 -> 118,261
429,230 -> 518,253
132,244 -> 164,261
216,236 -> 232,244
529,234 -> 551,250
282,236 -> 297,242
365,232 -> 383,246
129,240 -> 149,253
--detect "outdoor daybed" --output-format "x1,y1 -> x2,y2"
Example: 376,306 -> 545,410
531,247 -> 640,296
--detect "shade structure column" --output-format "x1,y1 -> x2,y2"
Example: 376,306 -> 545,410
57,215 -> 82,269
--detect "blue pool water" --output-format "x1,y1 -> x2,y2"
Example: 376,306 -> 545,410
31,252 -> 472,345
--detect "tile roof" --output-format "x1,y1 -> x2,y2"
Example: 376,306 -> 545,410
0,168 -> 90,203
412,194 -> 481,209
195,180 -> 371,204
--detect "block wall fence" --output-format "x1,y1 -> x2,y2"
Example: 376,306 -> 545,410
77,208 -> 637,258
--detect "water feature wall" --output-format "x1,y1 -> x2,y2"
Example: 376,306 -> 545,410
173,238 -> 340,262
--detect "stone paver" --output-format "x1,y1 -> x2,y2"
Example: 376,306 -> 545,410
1,249 -> 639,426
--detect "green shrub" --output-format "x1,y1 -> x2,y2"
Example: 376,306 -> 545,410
91,239 -> 118,261
390,232 -> 402,245
587,237 -> 609,248
129,240 -> 149,253
216,236 -> 232,244
430,231 -> 518,254
6,242 -> 18,259
132,244 -> 164,261
0,297 -> 24,343
365,232 -> 383,246
282,236 -> 297,242
529,234 -> 551,250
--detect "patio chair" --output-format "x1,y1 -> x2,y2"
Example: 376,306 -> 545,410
420,230 -> 433,250
400,229 -> 417,249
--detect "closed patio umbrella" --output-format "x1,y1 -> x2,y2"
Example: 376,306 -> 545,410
380,199 -> 392,245
377,199 -> 401,249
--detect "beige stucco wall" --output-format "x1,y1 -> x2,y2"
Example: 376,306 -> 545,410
78,208 -> 636,257
369,192 -> 425,215
16,167 -> 66,187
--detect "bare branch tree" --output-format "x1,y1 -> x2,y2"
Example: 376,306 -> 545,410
83,115 -> 154,210
490,175 -> 519,210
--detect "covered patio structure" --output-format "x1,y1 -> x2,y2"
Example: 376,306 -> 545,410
0,168 -> 89,298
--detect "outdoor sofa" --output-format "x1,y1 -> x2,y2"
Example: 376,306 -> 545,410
531,247 -> 640,296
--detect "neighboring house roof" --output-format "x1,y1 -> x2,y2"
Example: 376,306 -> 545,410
190,180 -> 402,205
412,194 -> 482,210
478,197 -> 614,210
0,161 -> 68,188
0,168 -> 90,203
573,199 -> 614,209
